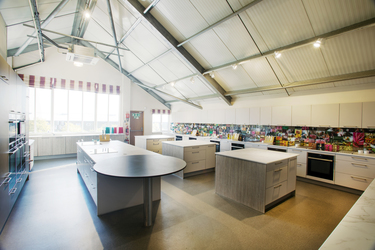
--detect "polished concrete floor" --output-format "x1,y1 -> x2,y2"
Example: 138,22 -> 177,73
0,158 -> 360,250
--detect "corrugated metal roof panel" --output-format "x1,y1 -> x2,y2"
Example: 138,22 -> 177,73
154,52 -> 195,79
322,27 -> 375,76
226,0 -> 257,12
190,0 -> 232,25
266,56 -> 290,85
132,65 -> 166,86
149,57 -> 180,83
214,66 -> 257,91
275,44 -> 330,82
240,57 -> 281,87
244,0 -> 315,50
177,78 -> 215,97
303,0 -> 375,36
84,20 -> 116,49
181,42 -> 211,69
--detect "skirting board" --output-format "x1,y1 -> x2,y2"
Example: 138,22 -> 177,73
297,177 -> 363,195
35,153 -> 77,161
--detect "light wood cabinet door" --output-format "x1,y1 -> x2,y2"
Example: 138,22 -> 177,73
52,137 -> 66,155
235,108 -> 250,125
339,103 -> 362,128
38,137 -> 53,156
292,105 -> 311,126
271,106 -> 291,126
260,106 -> 272,125
249,107 -> 260,125
205,145 -> 216,169
311,104 -> 339,127
362,102 -> 375,128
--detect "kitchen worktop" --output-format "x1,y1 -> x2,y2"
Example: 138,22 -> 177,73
216,148 -> 298,164
320,178 -> 375,249
162,140 -> 216,147
134,135 -> 174,139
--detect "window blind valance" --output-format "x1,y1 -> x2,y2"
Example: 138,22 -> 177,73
152,109 -> 171,114
18,74 -> 121,95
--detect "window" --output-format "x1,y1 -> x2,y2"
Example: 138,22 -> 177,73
28,89 -> 120,134
152,114 -> 169,133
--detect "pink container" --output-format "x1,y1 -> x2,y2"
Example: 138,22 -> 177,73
118,127 -> 124,134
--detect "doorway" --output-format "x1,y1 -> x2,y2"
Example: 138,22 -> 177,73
130,111 -> 144,145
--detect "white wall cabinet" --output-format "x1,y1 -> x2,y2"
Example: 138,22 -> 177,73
225,109 -> 236,124
292,105 -> 311,126
260,106 -> 272,125
249,107 -> 260,125
362,102 -> 375,128
339,103 -> 362,128
311,104 -> 339,127
206,110 -> 215,124
235,108 -> 250,125
214,110 -> 225,124
271,106 -> 291,126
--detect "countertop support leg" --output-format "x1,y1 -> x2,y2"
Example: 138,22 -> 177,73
143,177 -> 153,227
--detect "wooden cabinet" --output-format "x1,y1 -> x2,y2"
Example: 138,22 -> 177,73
38,137 -> 53,156
135,135 -> 174,154
311,104 -> 339,127
249,107 -> 260,125
287,148 -> 307,177
235,108 -> 250,125
260,106 -> 272,125
362,102 -> 375,128
335,154 -> 375,191
271,106 -> 291,126
339,103 -> 362,128
292,105 -> 311,126
245,143 -> 268,150
225,109 -> 236,124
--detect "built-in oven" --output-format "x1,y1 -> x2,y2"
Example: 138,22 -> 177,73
210,140 -> 220,152
307,152 -> 334,181
176,135 -> 183,141
189,137 -> 197,140
231,143 -> 245,150
268,147 -> 287,152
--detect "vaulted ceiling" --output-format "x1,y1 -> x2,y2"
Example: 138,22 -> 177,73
1,0 -> 375,109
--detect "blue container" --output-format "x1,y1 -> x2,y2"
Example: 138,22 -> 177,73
105,127 -> 110,134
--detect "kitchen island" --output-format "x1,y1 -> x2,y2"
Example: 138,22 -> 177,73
215,148 -> 298,213
135,135 -> 174,154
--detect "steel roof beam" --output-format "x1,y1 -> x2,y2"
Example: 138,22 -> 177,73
106,0 -> 123,73
29,0 -> 45,62
8,37 -> 72,57
126,0 -> 232,106
143,0 -> 160,14
78,0 -> 98,37
71,0 -> 86,37
177,0 -> 262,47
204,17 -> 375,75
14,0 -> 70,57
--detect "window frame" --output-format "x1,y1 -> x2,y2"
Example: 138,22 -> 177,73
152,113 -> 170,133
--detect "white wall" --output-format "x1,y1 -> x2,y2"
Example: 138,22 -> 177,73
0,13 -> 6,59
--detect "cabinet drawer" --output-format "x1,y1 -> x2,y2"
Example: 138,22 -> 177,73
287,149 -> 307,164
335,172 -> 373,191
185,160 -> 205,173
296,163 -> 306,177
265,181 -> 288,205
266,166 -> 288,188
336,155 -> 375,165
147,140 -> 162,147
336,160 -> 375,178
184,146 -> 202,152
184,149 -> 205,161
167,138 -> 174,141
266,159 -> 288,172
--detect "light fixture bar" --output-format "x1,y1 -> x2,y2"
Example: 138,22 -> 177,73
105,18 -> 142,59
143,0 -> 160,14
23,24 -> 130,51
177,0 -> 263,47
14,0 -> 70,57
106,0 -> 122,73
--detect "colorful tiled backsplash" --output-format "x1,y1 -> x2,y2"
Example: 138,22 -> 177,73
170,123 -> 375,152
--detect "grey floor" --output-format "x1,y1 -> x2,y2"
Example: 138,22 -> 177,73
0,157 -> 359,250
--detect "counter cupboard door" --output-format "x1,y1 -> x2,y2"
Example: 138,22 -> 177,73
260,107 -> 271,126
249,107 -> 260,125
339,103 -> 362,128
271,106 -> 291,126
292,105 -> 311,127
362,102 -> 375,129
235,108 -> 250,125
311,104 -> 339,127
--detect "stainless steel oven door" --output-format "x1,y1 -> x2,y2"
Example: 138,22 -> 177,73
307,153 -> 334,180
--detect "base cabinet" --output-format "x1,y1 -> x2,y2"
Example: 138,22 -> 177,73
135,136 -> 174,154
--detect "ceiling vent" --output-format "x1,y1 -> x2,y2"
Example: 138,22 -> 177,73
66,45 -> 99,65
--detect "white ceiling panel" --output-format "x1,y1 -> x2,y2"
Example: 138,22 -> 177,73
333,77 -> 375,87
180,42 -> 211,69
132,65 -> 166,86
189,0 -> 232,25
157,84 -> 186,99
244,0 -> 315,49
265,56 -> 290,85
262,89 -> 288,96
0,0 -> 29,9
158,51 -> 195,78
153,0 -> 207,39
173,82 -> 199,99
85,20 -> 116,48
241,57 -> 281,87
188,29 -> 236,67
322,27 -> 375,76
303,0 -> 375,36
7,22 -> 34,49
274,45 -> 330,82
148,58 -> 180,83
288,83 -> 335,93
178,78 -> 214,98
214,66 -> 256,91
121,51 -> 144,73
212,16 -> 260,60
0,5 -> 31,25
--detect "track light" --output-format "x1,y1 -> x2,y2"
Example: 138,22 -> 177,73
209,72 -> 215,78
274,51 -> 281,58
314,38 -> 323,48
170,81 -> 175,87
190,77 -> 194,84
232,64 -> 238,70
84,10 -> 90,18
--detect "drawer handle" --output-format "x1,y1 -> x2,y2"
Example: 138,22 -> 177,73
16,178 -> 22,183
274,184 -> 282,188
274,168 -> 283,172
153,143 -> 159,145
351,157 -> 368,161
192,152 -> 199,154
351,163 -> 368,168
192,162 -> 199,164
0,177 -> 11,187
192,147 -> 199,149
351,176 -> 368,182
275,162 -> 283,165
297,164 -> 302,166
9,188 -> 17,195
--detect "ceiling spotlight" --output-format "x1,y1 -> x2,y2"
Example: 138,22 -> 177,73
314,38 -> 322,48
190,77 -> 195,84
209,72 -> 215,78
74,62 -> 83,67
170,81 -> 175,87
84,10 -> 91,18
274,51 -> 281,58
232,64 -> 238,70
